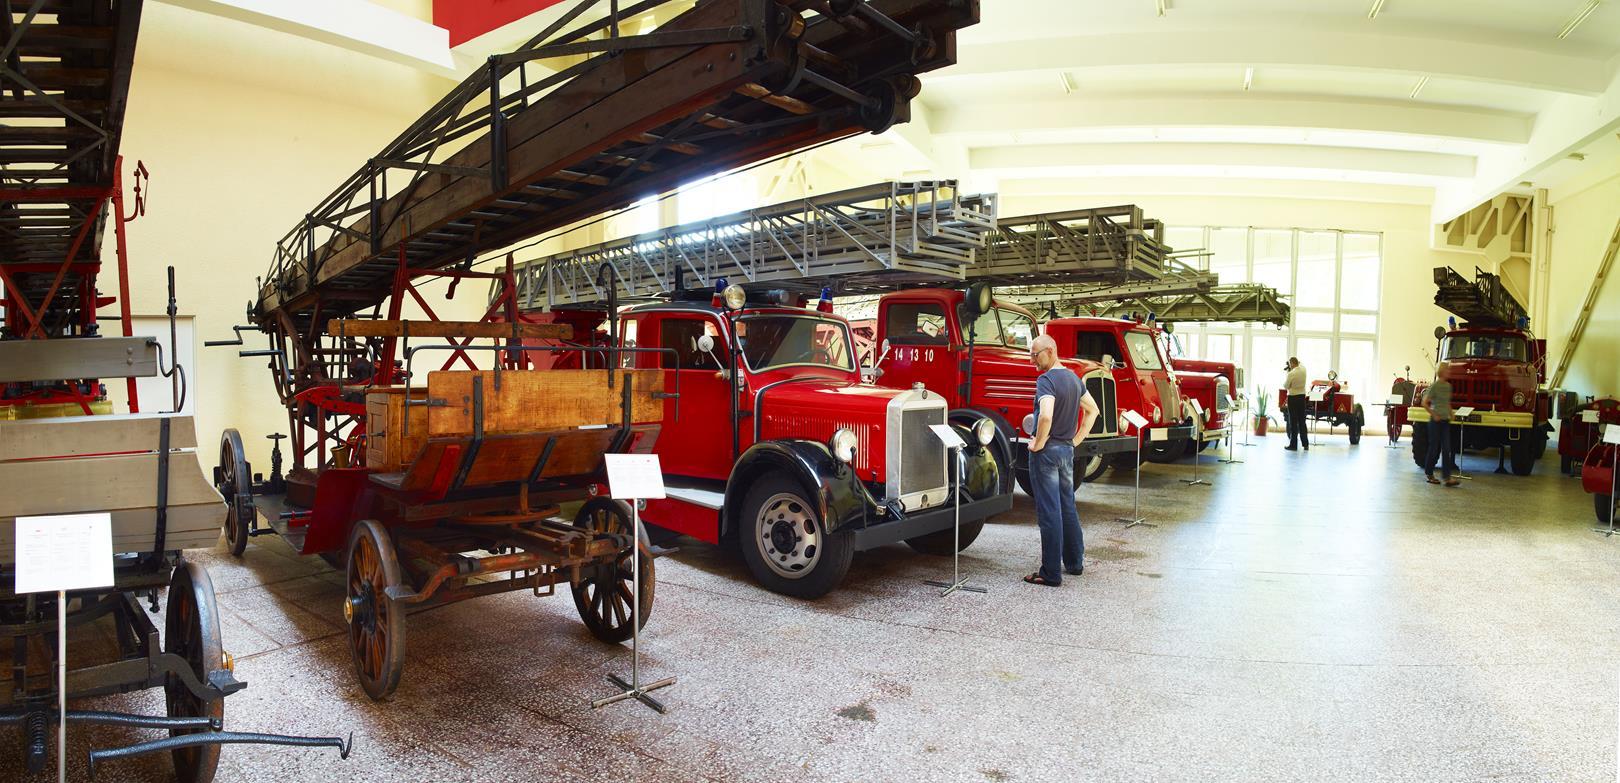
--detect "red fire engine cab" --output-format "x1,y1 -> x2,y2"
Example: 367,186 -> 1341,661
1408,268 -> 1553,475
615,283 -> 1012,598
866,286 -> 1137,492
1167,356 -> 1238,455
1041,317 -> 1196,466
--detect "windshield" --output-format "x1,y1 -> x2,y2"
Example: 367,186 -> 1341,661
736,315 -> 855,372
1442,334 -> 1527,362
1123,330 -> 1164,370
967,307 -> 1035,348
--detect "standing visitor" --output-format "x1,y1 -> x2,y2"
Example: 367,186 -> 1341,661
1284,357 -> 1309,451
1023,335 -> 1099,587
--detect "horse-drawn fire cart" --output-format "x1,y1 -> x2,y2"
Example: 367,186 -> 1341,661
210,0 -> 976,697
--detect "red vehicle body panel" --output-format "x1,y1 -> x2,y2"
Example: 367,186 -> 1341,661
1171,358 -> 1236,432
1045,316 -> 1190,438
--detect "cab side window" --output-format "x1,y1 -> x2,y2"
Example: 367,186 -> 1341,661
885,302 -> 948,345
1074,332 -> 1124,364
658,317 -> 729,370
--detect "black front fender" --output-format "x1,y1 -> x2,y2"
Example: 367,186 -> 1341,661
951,408 -> 1014,495
722,440 -> 869,540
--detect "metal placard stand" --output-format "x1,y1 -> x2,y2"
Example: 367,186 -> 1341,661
1181,400 -> 1210,487
924,427 -> 986,596
1451,407 -> 1474,481
592,455 -> 675,714
1117,412 -> 1153,529
1219,395 -> 1243,465
13,513 -> 115,783
1593,425 -> 1620,537
1383,394 -> 1405,449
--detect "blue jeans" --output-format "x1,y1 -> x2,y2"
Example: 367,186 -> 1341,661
1424,419 -> 1457,478
1030,442 -> 1083,583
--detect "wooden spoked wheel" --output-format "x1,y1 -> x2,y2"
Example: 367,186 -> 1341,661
570,497 -> 654,644
345,520 -> 406,701
165,561 -> 225,783
216,430 -> 250,556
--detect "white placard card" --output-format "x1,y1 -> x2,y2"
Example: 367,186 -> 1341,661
928,423 -> 965,448
1584,409 -> 1601,424
14,513 -> 114,594
1307,388 -> 1325,402
1386,394 -> 1405,405
1186,398 -> 1203,415
1605,423 -> 1620,446
1455,406 -> 1475,418
604,453 -> 666,500
1122,409 -> 1150,430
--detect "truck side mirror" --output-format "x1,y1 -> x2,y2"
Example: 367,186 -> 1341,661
1102,354 -> 1117,370
695,333 -> 729,379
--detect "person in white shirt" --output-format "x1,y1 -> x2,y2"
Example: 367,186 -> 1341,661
1283,357 -> 1309,451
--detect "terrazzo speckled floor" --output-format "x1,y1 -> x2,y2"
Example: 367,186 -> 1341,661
7,432 -> 1617,782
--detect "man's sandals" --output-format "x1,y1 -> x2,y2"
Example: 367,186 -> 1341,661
1023,572 -> 1060,587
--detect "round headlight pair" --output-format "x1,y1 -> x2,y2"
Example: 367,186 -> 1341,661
829,428 -> 858,464
722,284 -> 747,311
972,418 -> 996,446
1512,391 -> 1527,407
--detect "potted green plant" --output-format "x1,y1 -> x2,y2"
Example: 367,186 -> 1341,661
1251,385 -> 1275,436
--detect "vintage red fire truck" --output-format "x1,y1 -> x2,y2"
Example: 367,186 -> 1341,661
865,287 -> 1137,490
611,282 -> 1011,598
1561,398 -> 1620,523
1168,356 -> 1237,455
1409,325 -> 1552,474
1041,316 -> 1197,465
1274,373 -> 1366,444
1407,272 -> 1553,475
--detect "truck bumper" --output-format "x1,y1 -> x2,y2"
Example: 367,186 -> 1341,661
850,492 -> 1014,551
1408,408 -> 1534,428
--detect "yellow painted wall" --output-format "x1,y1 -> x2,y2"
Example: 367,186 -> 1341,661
101,4 -> 463,469
1546,170 -> 1620,401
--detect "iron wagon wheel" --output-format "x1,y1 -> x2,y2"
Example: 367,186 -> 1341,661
570,497 -> 655,644
1348,405 -> 1364,445
165,560 -> 225,783
215,430 -> 251,557
345,520 -> 406,701
739,474 -> 853,599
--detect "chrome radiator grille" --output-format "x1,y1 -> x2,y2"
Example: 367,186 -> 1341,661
895,406 -> 947,504
1084,373 -> 1119,436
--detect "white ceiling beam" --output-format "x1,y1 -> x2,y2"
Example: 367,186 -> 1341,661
971,142 -> 1477,181
157,0 -> 456,76
998,176 -> 1436,207
1432,65 -> 1620,221
939,27 -> 1610,96
931,94 -> 1532,146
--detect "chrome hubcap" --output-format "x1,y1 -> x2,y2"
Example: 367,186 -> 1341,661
756,493 -> 820,579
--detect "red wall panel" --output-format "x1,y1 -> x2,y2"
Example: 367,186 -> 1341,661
435,0 -> 571,47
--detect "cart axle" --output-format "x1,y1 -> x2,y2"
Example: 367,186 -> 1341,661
88,730 -> 353,778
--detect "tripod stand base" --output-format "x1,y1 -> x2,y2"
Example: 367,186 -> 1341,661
592,674 -> 676,713
1180,479 -> 1210,486
1218,458 -> 1244,464
1116,516 -> 1154,529
924,577 -> 987,596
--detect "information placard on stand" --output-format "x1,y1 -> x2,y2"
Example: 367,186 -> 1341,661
1180,401 -> 1210,487
592,454 -> 675,714
1118,410 -> 1152,528
1219,396 -> 1243,465
1451,407 -> 1475,480
923,424 -> 985,596
15,513 -> 115,783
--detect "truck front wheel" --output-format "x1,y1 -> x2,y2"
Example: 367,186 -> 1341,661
1079,453 -> 1108,483
739,475 -> 853,599
1509,435 -> 1538,476
1410,424 -> 1428,468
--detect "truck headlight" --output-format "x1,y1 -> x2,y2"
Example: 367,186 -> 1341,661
972,418 -> 995,446
1512,391 -> 1526,407
829,428 -> 857,464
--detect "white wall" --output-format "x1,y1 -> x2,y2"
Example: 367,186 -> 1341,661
1545,167 -> 1620,401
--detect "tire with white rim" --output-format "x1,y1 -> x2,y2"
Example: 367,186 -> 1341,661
739,474 -> 852,599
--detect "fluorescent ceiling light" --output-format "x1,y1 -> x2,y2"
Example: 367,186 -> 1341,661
1155,0 -> 1168,17
1558,0 -> 1601,39
1242,67 -> 1254,91
1060,73 -> 1077,94
1367,0 -> 1386,19
1409,76 -> 1429,98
